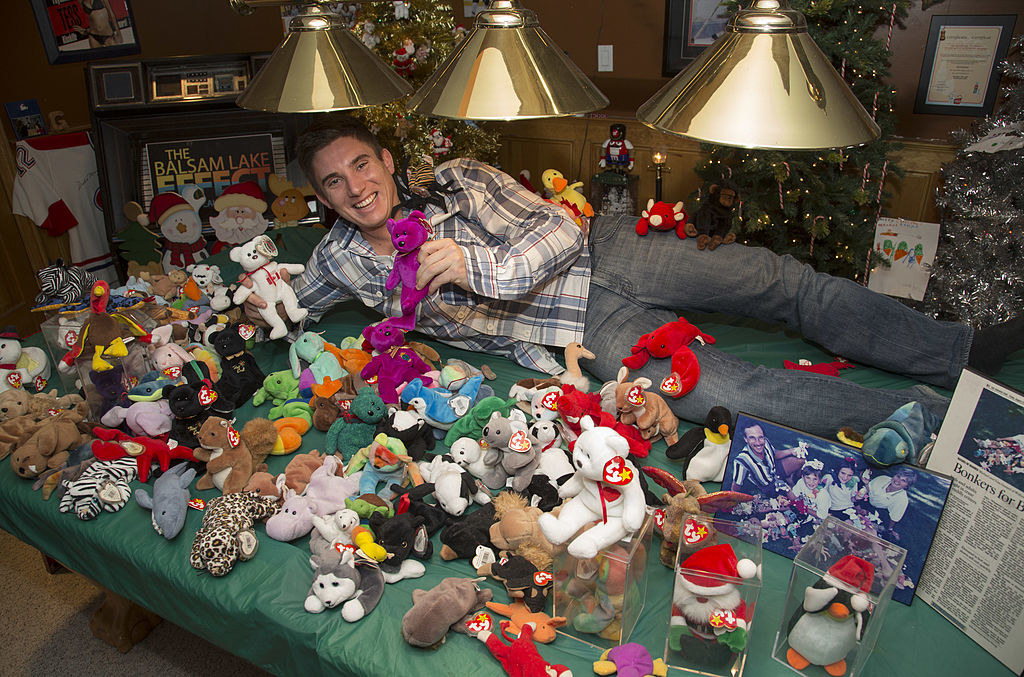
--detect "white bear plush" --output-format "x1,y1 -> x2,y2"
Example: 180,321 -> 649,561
537,416 -> 646,559
230,235 -> 307,340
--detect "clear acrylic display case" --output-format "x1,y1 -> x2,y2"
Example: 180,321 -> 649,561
552,512 -> 654,650
772,517 -> 907,677
39,310 -> 91,392
665,515 -> 763,677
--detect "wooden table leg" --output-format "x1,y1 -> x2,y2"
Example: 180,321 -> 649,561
89,589 -> 163,653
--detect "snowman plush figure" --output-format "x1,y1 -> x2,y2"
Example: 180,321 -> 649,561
133,187 -> 208,273
0,326 -> 51,393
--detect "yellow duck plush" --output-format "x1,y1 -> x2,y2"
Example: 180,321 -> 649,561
541,169 -> 595,224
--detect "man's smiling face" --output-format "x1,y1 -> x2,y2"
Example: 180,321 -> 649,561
311,135 -> 399,240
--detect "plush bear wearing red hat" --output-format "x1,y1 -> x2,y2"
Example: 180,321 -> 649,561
135,188 -> 208,273
670,540 -> 758,664
210,180 -> 269,254
786,555 -> 874,676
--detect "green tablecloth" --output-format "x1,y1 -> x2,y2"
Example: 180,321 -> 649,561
0,301 -> 1020,677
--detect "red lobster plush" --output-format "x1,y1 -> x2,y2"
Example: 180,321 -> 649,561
621,317 -> 715,398
635,199 -> 687,239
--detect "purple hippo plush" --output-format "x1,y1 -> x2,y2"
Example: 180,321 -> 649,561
593,642 -> 667,677
386,211 -> 432,330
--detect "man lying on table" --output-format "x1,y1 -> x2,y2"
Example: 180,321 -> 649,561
242,113 -> 1023,438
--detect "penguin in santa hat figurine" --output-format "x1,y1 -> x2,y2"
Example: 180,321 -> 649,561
670,539 -> 759,666
785,555 -> 874,676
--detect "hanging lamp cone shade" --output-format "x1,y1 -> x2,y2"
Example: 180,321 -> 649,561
407,0 -> 608,120
637,0 -> 880,149
237,6 -> 412,113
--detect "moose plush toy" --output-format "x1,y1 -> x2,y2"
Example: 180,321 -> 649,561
622,316 -> 715,398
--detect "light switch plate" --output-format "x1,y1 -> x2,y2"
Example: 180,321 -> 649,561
598,44 -> 613,72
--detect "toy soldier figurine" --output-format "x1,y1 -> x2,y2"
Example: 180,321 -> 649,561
599,124 -> 634,173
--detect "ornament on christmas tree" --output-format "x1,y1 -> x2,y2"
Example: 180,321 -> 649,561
430,128 -> 452,157
393,1 -> 409,20
393,40 -> 416,77
362,20 -> 380,49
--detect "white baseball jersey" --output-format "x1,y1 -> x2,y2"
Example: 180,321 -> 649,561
12,132 -> 117,283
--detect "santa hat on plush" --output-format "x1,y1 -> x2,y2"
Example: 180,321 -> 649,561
140,192 -> 193,227
678,543 -> 759,596
817,554 -> 874,613
214,180 -> 267,213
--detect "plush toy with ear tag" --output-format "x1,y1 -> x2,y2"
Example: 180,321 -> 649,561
210,323 -> 265,412
385,210 -> 453,330
0,326 -> 51,393
621,316 -> 715,399
537,416 -> 646,559
230,235 -> 307,340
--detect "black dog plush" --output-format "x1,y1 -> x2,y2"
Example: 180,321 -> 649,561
369,510 -> 433,583
163,380 -> 218,449
209,323 -> 264,415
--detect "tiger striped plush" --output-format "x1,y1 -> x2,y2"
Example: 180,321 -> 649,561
59,457 -> 137,520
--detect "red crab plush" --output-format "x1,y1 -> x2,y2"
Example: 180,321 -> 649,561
621,317 -> 715,398
635,199 -> 688,239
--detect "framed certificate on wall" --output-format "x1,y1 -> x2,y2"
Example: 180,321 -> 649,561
914,15 -> 1016,116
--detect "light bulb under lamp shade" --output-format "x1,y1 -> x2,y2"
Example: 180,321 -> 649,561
237,10 -> 412,113
637,0 -> 880,150
407,0 -> 608,120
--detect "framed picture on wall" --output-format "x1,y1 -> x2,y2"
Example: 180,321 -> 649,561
913,14 -> 1016,116
663,0 -> 731,75
30,0 -> 141,65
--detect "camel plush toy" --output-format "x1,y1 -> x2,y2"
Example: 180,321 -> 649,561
537,416 -> 646,559
622,316 -> 715,398
230,235 -> 307,340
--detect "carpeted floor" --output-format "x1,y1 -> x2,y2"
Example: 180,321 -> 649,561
0,528 -> 268,676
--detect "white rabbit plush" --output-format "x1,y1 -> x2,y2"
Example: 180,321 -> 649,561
230,235 -> 307,339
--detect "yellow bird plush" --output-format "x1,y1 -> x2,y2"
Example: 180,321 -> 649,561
541,168 -> 595,224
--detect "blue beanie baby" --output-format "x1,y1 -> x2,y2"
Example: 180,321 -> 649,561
861,401 -> 943,467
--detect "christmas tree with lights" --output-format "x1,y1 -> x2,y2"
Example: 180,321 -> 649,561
912,35 -> 1024,327
692,0 -> 909,279
350,1 -> 500,169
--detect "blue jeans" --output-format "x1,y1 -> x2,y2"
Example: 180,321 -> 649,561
581,215 -> 969,437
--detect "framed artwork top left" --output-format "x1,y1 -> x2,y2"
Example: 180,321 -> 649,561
31,0 -> 140,65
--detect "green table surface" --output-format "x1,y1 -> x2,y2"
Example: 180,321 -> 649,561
1,301 -> 1020,677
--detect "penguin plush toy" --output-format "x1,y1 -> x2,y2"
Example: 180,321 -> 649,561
786,555 -> 874,677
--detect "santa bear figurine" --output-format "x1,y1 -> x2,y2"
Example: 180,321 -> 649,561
210,180 -> 270,255
786,555 -> 874,677
393,44 -> 416,78
137,188 -> 208,273
670,538 -> 759,667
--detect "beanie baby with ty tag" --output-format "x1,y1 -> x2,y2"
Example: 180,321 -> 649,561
785,555 -> 874,676
537,416 -> 646,559
670,539 -> 759,664
622,316 -> 715,398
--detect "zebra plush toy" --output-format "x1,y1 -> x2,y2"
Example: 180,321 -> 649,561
34,259 -> 94,310
59,457 -> 137,520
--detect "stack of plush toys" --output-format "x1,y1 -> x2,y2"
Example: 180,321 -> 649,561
7,212 -> 925,677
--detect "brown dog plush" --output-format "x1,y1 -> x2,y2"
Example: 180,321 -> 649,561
194,417 -> 276,494
9,406 -> 91,479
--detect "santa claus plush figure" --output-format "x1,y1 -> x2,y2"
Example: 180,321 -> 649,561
785,555 -> 874,677
139,189 -> 208,273
670,538 -> 759,666
393,44 -> 416,77
209,181 -> 269,254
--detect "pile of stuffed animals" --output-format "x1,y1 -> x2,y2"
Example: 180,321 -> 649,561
10,225 -> 898,677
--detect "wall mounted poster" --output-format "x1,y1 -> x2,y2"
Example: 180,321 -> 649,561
917,369 -> 1024,675
718,413 -> 952,605
30,0 -> 140,64
141,133 -> 283,222
867,217 -> 940,301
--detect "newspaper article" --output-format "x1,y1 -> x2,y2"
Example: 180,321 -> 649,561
918,369 -> 1024,675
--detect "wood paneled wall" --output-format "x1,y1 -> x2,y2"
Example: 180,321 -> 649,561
493,116 -> 955,224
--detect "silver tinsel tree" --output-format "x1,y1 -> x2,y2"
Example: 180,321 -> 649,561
915,36 -> 1024,327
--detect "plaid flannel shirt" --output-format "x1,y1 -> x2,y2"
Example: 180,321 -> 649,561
291,158 -> 591,374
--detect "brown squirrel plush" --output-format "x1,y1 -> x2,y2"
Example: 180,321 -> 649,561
193,417 -> 277,494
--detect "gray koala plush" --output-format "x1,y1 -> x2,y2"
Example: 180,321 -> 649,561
481,411 -> 538,492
